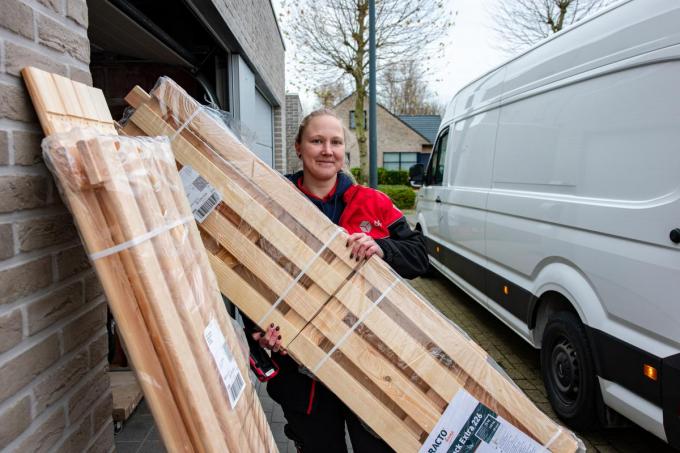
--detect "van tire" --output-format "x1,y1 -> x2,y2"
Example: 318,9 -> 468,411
541,311 -> 599,431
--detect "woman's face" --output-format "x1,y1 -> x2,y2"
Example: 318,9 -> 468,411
296,115 -> 345,182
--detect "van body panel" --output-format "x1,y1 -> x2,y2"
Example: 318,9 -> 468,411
500,0 -> 680,103
417,0 -> 680,444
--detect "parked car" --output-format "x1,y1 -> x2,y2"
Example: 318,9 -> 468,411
415,0 -> 680,447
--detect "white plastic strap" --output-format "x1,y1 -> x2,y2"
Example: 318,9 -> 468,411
89,216 -> 194,261
258,228 -> 344,325
543,428 -> 563,449
312,279 -> 399,374
170,106 -> 203,141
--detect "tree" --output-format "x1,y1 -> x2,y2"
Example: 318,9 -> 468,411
314,80 -> 348,108
492,0 -> 611,54
381,60 -> 442,115
279,0 -> 454,182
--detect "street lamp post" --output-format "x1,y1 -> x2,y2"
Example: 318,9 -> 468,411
368,0 -> 378,188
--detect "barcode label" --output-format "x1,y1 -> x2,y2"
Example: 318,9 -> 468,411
179,165 -> 223,223
204,320 -> 245,408
196,192 -> 220,220
193,175 -> 209,192
228,372 -> 245,403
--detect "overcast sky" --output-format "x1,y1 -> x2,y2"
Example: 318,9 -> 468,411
272,0 -> 510,113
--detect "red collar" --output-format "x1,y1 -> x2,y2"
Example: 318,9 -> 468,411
296,177 -> 339,202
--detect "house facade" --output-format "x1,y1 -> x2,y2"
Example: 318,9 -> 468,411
0,1 -> 285,450
333,93 -> 439,172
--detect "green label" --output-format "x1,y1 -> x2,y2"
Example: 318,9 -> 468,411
447,403 -> 498,453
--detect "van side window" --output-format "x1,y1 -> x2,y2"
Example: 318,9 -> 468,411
425,128 -> 449,186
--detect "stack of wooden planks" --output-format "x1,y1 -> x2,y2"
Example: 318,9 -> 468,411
122,77 -> 583,453
22,67 -> 278,453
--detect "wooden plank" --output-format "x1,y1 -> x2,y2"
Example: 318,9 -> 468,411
24,68 -> 278,452
123,78 -> 582,453
21,66 -> 116,135
110,371 -> 143,422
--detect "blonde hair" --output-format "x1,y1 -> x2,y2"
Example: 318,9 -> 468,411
294,108 -> 344,145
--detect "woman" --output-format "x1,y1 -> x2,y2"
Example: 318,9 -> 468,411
248,108 -> 429,452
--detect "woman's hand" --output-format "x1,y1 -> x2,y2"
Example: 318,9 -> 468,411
252,323 -> 287,355
346,232 -> 384,261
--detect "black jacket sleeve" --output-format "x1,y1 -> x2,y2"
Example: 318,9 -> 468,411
375,217 -> 429,279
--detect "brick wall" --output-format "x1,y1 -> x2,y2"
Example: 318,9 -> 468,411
212,0 -> 285,105
0,1 -> 113,451
334,94 -> 429,168
273,105 -> 285,173
285,94 -> 302,173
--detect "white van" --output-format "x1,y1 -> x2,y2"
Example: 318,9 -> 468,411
415,0 -> 680,446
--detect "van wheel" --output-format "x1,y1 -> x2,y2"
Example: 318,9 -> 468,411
540,311 -> 599,431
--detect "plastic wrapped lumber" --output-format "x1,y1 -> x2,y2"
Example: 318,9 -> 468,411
121,77 -> 584,453
39,129 -> 277,453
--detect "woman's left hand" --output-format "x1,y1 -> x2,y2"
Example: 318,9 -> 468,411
346,232 -> 384,261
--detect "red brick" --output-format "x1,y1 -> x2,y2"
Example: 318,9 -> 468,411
0,256 -> 52,305
13,130 -> 45,166
17,214 -> 77,252
5,42 -> 68,79
62,302 -> 106,353
0,83 -> 37,123
0,174 -> 49,213
33,349 -> 88,414
56,245 -> 90,281
0,396 -> 31,449
37,14 -> 89,64
27,281 -> 84,335
0,223 -> 14,260
0,0 -> 34,40
15,407 -> 66,453
0,333 -> 60,403
0,309 -> 23,354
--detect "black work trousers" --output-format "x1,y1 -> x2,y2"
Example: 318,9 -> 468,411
281,390 -> 393,453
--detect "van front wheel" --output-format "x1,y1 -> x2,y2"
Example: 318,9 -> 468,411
541,311 -> 599,431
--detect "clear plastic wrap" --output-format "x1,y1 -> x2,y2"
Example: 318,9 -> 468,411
121,77 -> 586,453
41,130 -> 277,453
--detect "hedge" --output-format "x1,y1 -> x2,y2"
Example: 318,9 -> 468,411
378,185 -> 416,210
351,167 -> 409,186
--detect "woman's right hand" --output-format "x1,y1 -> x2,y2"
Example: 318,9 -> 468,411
252,323 -> 287,355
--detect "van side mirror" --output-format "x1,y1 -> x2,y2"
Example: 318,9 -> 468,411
409,163 -> 424,188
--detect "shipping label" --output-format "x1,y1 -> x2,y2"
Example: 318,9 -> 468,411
179,165 -> 222,223
204,319 -> 245,408
419,389 -> 548,453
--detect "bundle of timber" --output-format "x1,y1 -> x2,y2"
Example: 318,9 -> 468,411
122,77 -> 584,453
40,129 -> 277,453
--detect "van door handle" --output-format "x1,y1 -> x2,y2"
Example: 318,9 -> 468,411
435,196 -> 442,203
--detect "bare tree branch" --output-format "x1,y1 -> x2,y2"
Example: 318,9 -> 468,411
490,0 -> 612,55
282,0 -> 454,180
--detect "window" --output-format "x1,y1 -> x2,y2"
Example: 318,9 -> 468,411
383,152 -> 418,171
425,128 -> 449,186
349,110 -> 367,129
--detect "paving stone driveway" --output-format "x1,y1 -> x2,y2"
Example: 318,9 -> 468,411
410,272 -> 675,453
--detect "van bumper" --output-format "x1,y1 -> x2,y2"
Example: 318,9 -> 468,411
662,352 -> 680,448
